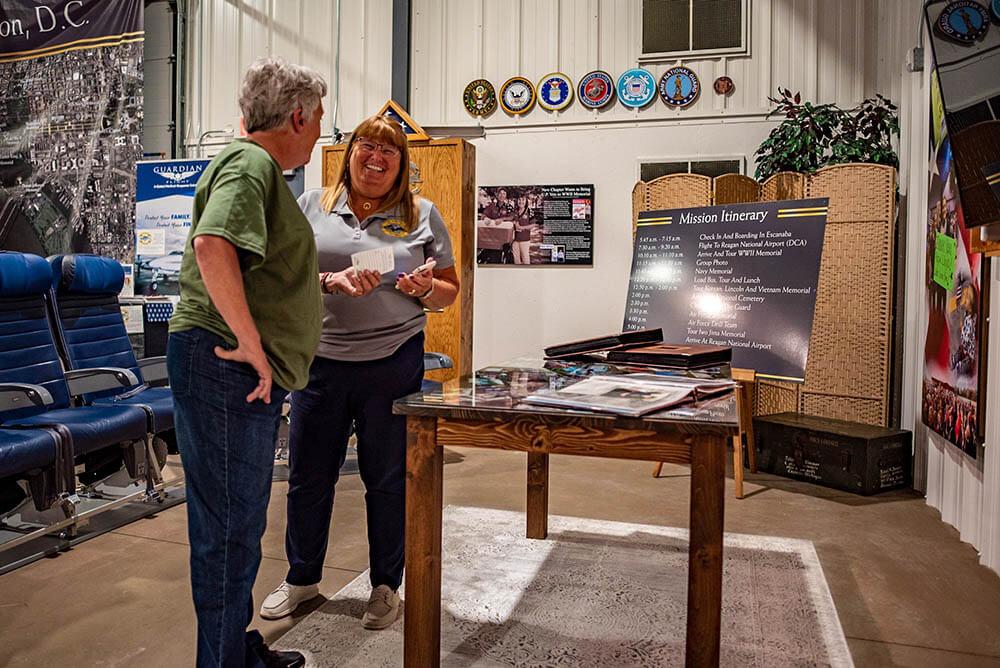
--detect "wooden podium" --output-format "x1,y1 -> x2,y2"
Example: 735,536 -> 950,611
321,137 -> 476,383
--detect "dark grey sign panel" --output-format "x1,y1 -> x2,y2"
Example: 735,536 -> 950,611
623,198 -> 828,381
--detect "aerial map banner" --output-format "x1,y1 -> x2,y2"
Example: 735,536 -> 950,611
0,0 -> 144,262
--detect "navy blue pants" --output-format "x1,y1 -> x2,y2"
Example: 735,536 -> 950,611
284,332 -> 424,590
168,327 -> 287,668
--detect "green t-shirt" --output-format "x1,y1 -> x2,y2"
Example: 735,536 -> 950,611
169,139 -> 322,391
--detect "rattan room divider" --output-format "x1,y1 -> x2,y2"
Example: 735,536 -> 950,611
631,165 -> 897,427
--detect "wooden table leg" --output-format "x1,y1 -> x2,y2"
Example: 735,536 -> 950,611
526,452 -> 549,539
405,415 -> 442,668
732,435 -> 744,499
686,433 -> 726,667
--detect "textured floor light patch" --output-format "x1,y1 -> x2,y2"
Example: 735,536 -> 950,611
277,506 -> 853,667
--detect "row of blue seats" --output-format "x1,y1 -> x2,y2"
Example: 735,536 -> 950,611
0,251 -> 174,533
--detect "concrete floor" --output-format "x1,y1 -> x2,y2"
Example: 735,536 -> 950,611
2,449 -> 1000,667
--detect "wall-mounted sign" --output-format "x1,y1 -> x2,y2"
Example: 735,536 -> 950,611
713,76 -> 735,96
477,184 -> 594,266
578,71 -> 615,109
499,76 -> 536,115
463,79 -> 496,117
935,0 -> 990,43
617,68 -> 657,109
537,72 -> 574,111
658,66 -> 700,108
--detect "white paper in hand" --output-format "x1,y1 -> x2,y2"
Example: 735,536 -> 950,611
351,247 -> 394,274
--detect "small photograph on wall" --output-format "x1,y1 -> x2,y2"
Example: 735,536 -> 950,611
476,184 -> 594,265
921,98 -> 989,458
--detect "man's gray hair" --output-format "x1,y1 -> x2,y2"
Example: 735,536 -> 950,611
239,57 -> 328,133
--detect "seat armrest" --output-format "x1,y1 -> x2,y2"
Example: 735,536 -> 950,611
423,352 -> 454,371
137,356 -> 168,386
64,367 -> 140,397
0,383 -> 55,412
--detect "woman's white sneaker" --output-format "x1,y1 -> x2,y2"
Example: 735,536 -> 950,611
259,581 -> 320,620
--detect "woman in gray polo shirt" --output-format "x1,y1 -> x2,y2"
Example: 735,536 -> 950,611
260,115 -> 459,630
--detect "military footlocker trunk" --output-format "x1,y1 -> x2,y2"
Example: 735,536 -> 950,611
754,412 -> 912,495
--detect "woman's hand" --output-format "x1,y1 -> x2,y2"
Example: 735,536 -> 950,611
324,268 -> 381,297
395,262 -> 434,298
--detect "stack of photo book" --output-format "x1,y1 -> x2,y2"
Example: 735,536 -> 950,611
543,328 -> 732,369
523,374 -> 736,417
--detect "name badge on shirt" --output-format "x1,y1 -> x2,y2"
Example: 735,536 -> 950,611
382,219 -> 408,237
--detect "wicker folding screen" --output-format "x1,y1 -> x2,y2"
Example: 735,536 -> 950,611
630,166 -> 897,427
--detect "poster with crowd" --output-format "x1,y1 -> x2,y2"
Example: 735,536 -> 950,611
476,184 -> 594,265
0,0 -> 144,263
921,71 -> 990,458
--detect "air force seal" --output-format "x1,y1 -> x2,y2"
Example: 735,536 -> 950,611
658,67 -> 700,108
578,71 -> 615,109
463,79 -> 497,117
499,76 -> 536,115
936,0 -> 990,43
538,73 -> 573,111
616,68 -> 656,109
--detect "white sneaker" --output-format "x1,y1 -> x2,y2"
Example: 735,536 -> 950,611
361,584 -> 400,630
259,580 -> 320,620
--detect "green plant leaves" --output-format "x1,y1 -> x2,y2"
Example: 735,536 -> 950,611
754,89 -> 899,181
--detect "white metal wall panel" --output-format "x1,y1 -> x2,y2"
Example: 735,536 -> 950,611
411,0 -> 898,128
184,0 -> 392,153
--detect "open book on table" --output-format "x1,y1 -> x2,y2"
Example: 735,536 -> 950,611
522,374 -> 737,418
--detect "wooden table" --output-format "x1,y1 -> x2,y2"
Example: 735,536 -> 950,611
393,363 -> 738,667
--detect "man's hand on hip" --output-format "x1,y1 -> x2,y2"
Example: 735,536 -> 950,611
214,338 -> 273,403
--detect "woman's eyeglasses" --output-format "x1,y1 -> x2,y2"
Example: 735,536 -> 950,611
355,138 -> 401,158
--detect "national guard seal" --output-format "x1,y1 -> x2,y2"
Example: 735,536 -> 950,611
537,72 -> 574,111
616,68 -> 656,109
578,70 -> 615,109
463,79 -> 496,117
935,0 -> 990,42
499,76 -> 536,115
658,66 -> 700,108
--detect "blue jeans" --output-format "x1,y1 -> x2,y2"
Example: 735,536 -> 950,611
284,332 -> 424,591
168,327 -> 288,668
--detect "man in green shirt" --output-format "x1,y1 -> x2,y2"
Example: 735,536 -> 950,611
166,57 -> 325,668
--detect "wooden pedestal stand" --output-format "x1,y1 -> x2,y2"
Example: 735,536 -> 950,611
653,367 -> 758,499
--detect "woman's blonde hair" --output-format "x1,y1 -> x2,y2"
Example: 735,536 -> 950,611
320,115 -> 418,231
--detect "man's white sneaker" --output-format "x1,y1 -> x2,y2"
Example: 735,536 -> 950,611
259,581 -> 320,620
361,584 -> 400,630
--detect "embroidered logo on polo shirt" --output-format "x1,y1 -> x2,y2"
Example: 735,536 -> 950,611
382,219 -> 408,237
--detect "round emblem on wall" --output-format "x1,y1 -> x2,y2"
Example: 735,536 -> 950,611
616,68 -> 657,109
713,75 -> 735,96
578,70 -> 615,109
463,79 -> 496,117
991,0 -> 1000,22
537,72 -> 574,111
499,76 -> 536,115
658,66 -> 700,108
935,0 -> 990,42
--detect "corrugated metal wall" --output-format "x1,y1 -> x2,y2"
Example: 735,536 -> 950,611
184,0 -> 915,145
410,0 -> 913,128
183,0 -> 394,152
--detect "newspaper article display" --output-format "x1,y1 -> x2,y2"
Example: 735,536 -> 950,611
477,184 -> 594,265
